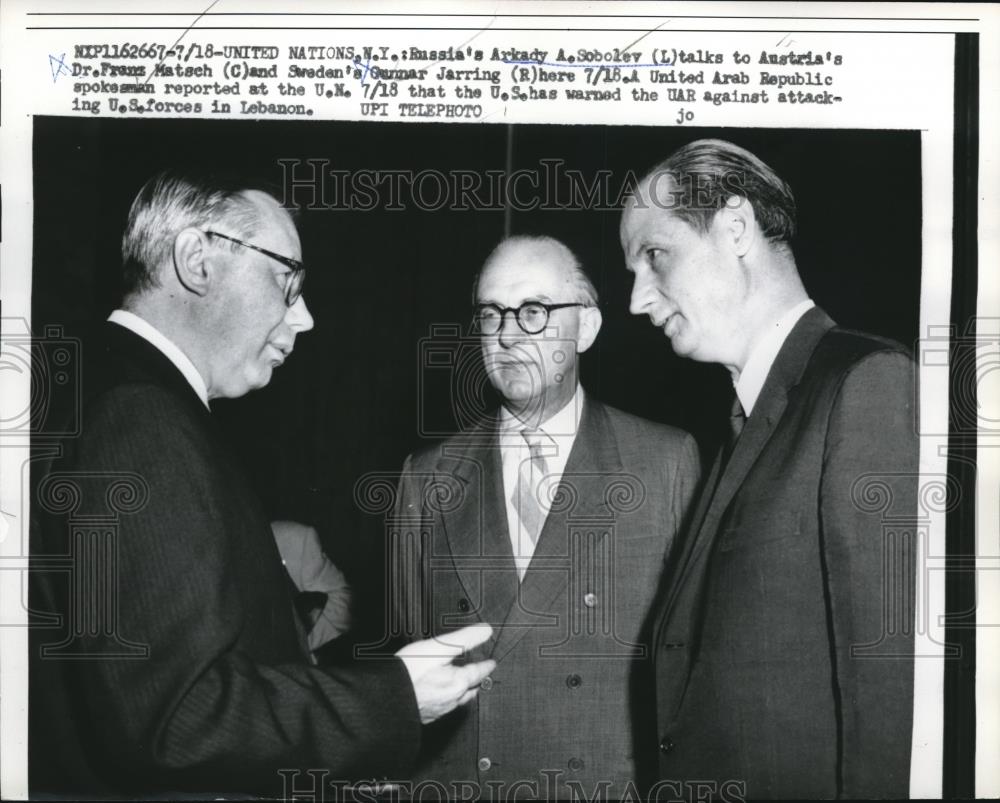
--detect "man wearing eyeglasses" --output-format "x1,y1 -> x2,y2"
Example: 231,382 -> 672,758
393,235 -> 701,799
29,170 -> 495,798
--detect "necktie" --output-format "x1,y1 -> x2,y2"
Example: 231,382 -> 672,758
512,429 -> 549,547
720,395 -> 746,470
730,395 -> 747,444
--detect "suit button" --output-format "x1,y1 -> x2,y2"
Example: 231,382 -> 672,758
583,593 -> 597,608
478,757 -> 492,772
566,673 -> 582,689
481,677 -> 493,691
458,598 -> 470,613
659,736 -> 675,754
568,757 -> 584,772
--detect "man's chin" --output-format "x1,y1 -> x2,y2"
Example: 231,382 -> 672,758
669,338 -> 718,365
228,366 -> 274,398
491,377 -> 539,404
667,332 -> 696,359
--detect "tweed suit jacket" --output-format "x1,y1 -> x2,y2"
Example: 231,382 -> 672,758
652,307 -> 918,799
29,323 -> 421,798
393,397 -> 700,800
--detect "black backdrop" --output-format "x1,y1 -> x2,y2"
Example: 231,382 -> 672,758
32,117 -> 922,641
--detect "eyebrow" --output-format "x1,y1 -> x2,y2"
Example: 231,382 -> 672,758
475,294 -> 555,305
621,240 -> 644,262
629,236 -> 670,259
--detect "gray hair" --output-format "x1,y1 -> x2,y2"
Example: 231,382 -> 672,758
472,235 -> 599,306
120,170 -> 276,296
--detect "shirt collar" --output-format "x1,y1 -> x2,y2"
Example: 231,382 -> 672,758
735,299 -> 814,416
498,384 -> 583,440
108,309 -> 210,409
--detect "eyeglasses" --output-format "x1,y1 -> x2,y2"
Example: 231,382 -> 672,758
472,302 -> 586,335
204,230 -> 305,306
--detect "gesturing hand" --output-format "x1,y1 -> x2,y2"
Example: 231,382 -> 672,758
396,624 -> 496,724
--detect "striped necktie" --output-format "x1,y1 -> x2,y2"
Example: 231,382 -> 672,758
512,429 -> 550,547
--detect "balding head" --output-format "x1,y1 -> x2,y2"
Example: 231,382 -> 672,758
474,235 -> 602,425
118,169 -> 314,400
121,170 -> 288,298
474,235 -> 598,308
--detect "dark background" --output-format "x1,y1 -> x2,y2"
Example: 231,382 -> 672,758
32,116 -> 922,642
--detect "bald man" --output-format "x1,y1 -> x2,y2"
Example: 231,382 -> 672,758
392,236 -> 701,800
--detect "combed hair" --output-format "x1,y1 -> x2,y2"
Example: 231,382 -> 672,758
120,170 -> 281,296
472,235 -> 599,306
641,139 -> 797,243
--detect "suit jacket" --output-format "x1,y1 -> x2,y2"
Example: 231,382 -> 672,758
652,307 -> 917,799
29,323 -> 421,798
393,397 -> 700,800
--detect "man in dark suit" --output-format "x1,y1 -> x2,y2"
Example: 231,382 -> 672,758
621,139 -> 917,799
29,170 -> 494,798
393,236 -> 701,800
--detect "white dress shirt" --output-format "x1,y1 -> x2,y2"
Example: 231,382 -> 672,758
499,386 -> 584,580
108,309 -> 210,409
735,299 -> 815,416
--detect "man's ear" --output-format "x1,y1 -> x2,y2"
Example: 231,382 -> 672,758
716,195 -> 757,258
172,228 -> 212,297
576,306 -> 603,354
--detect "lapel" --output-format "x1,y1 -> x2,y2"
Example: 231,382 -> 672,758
491,397 -> 623,662
102,323 -> 312,656
101,321 -> 212,422
435,417 -> 520,633
662,307 -> 836,616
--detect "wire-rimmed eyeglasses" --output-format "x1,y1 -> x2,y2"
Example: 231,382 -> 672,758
472,302 -> 586,335
204,230 -> 305,306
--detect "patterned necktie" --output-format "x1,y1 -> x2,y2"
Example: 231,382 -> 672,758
512,429 -> 550,547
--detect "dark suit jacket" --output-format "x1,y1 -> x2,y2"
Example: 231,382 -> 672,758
29,323 -> 421,798
394,397 -> 700,800
652,307 -> 917,799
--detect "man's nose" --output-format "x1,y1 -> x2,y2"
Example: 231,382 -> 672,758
628,269 -> 654,316
285,295 -> 315,333
496,309 -> 526,349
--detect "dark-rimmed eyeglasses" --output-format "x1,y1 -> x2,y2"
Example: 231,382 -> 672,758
472,302 -> 586,335
204,230 -> 305,306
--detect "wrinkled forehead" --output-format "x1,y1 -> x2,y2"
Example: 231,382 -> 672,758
479,241 -> 576,297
